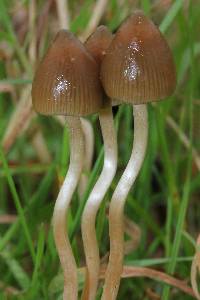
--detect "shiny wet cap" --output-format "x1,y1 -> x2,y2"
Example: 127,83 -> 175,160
100,10 -> 176,105
32,30 -> 103,116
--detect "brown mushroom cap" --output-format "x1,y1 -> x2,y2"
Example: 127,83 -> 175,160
100,10 -> 176,105
32,30 -> 103,116
85,25 -> 113,66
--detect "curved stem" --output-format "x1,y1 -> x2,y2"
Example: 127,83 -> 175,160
53,116 -> 84,300
102,104 -> 148,300
99,265 -> 195,297
81,103 -> 117,300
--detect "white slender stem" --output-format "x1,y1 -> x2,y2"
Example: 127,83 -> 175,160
78,118 -> 94,198
54,116 -> 95,197
81,104 -> 117,300
53,116 -> 84,300
102,104 -> 148,300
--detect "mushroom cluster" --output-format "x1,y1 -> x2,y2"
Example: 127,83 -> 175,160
31,10 -> 176,300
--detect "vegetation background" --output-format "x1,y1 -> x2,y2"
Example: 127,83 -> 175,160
0,0 -> 200,299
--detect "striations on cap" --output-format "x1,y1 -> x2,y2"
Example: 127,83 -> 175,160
85,25 -> 113,66
100,10 -> 176,105
32,30 -> 103,116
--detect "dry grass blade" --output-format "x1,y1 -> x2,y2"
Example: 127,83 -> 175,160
56,0 -> 70,30
98,265 -> 195,298
31,131 -> 51,164
37,0 -> 54,52
0,281 -> 20,296
194,100 -> 200,105
124,216 -> 141,255
28,0 -> 37,66
2,87 -> 35,153
101,215 -> 141,264
166,115 -> 200,171
191,235 -> 200,300
78,264 -> 195,298
81,0 -> 108,41
0,214 -> 17,224
153,102 -> 200,171
146,288 -> 161,300
0,83 -> 15,95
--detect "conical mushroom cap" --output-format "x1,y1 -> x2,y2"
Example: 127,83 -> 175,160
101,11 -> 176,105
32,30 -> 103,116
85,25 -> 113,65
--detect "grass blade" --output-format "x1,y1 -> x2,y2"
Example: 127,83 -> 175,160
0,147 -> 36,262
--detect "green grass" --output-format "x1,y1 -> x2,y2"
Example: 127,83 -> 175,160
0,0 -> 200,299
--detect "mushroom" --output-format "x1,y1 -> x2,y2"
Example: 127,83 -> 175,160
32,30 -> 103,300
81,26 -> 117,300
100,11 -> 176,299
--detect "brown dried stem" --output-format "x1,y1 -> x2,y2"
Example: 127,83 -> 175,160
191,235 -> 200,300
99,265 -> 195,298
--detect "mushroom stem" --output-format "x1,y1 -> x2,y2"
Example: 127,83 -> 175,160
53,116 -> 84,300
102,104 -> 148,300
78,118 -> 94,198
81,103 -> 117,300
